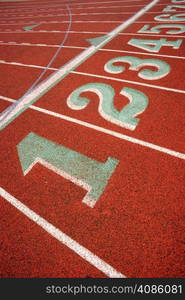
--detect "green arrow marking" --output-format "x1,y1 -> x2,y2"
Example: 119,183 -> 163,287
23,24 -> 39,31
87,35 -> 108,46
17,132 -> 119,208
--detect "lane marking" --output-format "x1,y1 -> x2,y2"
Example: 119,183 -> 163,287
0,0 -> 154,9
71,71 -> 185,95
1,11 -> 184,20
0,60 -> 51,69
101,47 -> 185,60
0,0 -> 159,130
1,20 -> 185,25
23,24 -> 39,31
0,187 -> 125,278
17,133 -> 119,208
0,30 -> 184,38
0,58 -> 184,94
1,95 -> 185,161
0,4 -> 172,14
0,42 -> 184,60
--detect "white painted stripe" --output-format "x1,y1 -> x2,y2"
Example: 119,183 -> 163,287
0,4 -> 169,14
0,41 -> 185,59
101,48 -> 185,60
72,71 -> 185,95
1,59 -> 185,94
0,30 -> 185,38
1,20 -> 185,26
1,95 -> 185,160
1,11 -> 183,20
0,40 -> 184,60
0,187 -> 125,278
0,0 -> 151,9
0,60 -> 52,69
0,0 -> 159,129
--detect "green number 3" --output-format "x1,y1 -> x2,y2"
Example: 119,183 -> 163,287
104,56 -> 170,80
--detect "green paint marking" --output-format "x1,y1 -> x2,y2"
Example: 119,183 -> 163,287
138,24 -> 185,34
104,56 -> 171,80
87,35 -> 108,46
67,82 -> 149,130
163,4 -> 185,11
154,13 -> 185,21
128,38 -> 183,53
23,24 -> 39,31
17,132 -> 119,208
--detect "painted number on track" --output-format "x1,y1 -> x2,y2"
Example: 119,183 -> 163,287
138,24 -> 185,34
128,38 -> 182,53
67,83 -> 149,131
17,132 -> 119,208
104,56 -> 170,80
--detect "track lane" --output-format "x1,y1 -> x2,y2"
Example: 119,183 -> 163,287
1,104 -> 185,277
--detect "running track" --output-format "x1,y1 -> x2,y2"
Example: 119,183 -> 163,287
0,0 -> 185,278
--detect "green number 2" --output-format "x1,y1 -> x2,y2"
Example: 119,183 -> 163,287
67,83 -> 148,131
104,56 -> 170,80
17,132 -> 119,208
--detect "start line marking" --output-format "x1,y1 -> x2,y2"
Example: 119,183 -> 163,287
0,187 -> 125,278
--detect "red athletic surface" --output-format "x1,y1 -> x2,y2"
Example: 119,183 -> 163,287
0,0 -> 185,278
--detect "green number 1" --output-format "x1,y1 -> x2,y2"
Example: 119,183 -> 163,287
17,132 -> 119,208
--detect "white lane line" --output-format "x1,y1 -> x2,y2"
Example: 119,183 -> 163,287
0,187 -> 125,278
0,4 -> 170,14
0,0 -> 159,130
1,11 -> 184,20
0,0 -> 151,9
0,42 -> 184,60
1,20 -> 185,25
101,47 -> 185,60
0,59 -> 185,94
72,71 -> 185,95
1,95 -> 185,161
1,11 -> 184,23
0,30 -> 185,38
0,60 -> 52,69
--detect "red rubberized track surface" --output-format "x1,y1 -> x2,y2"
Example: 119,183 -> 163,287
0,0 -> 185,278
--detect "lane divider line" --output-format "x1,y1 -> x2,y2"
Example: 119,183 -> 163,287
0,59 -> 184,94
0,0 -> 158,10
0,3 -> 171,14
1,20 -> 185,25
0,43 -> 184,60
0,30 -> 184,38
72,71 -> 185,95
0,0 -> 159,130
1,10 -> 184,20
1,95 -> 184,160
0,187 -> 126,278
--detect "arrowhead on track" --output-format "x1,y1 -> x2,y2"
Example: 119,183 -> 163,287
23,24 -> 38,31
87,35 -> 108,46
